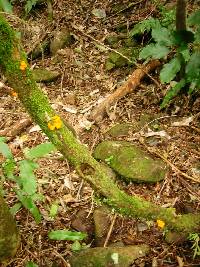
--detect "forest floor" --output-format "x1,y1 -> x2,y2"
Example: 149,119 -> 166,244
0,0 -> 200,266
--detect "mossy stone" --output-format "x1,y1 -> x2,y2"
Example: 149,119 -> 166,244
106,123 -> 140,137
93,141 -> 168,183
70,245 -> 149,267
50,29 -> 74,55
105,47 -> 140,70
32,68 -> 61,83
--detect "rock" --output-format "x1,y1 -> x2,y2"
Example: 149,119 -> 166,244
70,245 -> 149,267
50,28 -> 75,55
93,141 -> 168,183
165,231 -> 187,244
71,209 -> 94,236
32,68 -> 61,83
105,47 -> 139,70
31,40 -> 50,60
93,207 -> 112,246
63,93 -> 77,105
109,241 -> 125,248
106,123 -> 140,138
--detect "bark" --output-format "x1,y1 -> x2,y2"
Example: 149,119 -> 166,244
0,194 -> 20,261
176,0 -> 187,31
0,15 -> 200,234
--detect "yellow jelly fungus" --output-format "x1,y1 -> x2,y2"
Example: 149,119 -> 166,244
48,115 -> 62,130
156,219 -> 165,229
20,60 -> 27,71
11,91 -> 18,97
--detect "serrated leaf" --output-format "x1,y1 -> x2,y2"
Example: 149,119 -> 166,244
25,142 -> 56,160
186,52 -> 200,81
19,160 -> 38,195
16,190 -> 42,223
178,46 -> 191,62
0,139 -> 13,159
188,9 -> 200,26
139,43 -> 169,60
152,26 -> 174,46
48,230 -> 87,241
160,79 -> 185,109
129,18 -> 160,36
0,0 -> 13,13
160,57 -> 181,83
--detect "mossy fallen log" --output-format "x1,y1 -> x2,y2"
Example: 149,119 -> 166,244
0,15 -> 200,235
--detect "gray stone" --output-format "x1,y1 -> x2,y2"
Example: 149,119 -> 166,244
70,245 -> 149,267
32,68 -> 60,83
93,141 -> 168,183
50,29 -> 74,55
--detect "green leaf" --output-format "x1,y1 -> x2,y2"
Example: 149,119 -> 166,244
0,139 -> 13,159
186,52 -> 200,81
188,10 -> 200,26
48,230 -> 87,241
139,43 -> 169,60
24,0 -> 38,14
129,18 -> 160,36
10,202 -> 22,216
0,0 -> 13,13
25,142 -> 56,160
2,158 -> 16,180
71,240 -> 82,252
178,46 -> 191,62
25,261 -> 38,267
160,57 -> 181,83
152,26 -> 174,46
194,27 -> 200,42
19,160 -> 38,195
49,202 -> 59,218
16,190 -> 42,223
160,79 -> 186,109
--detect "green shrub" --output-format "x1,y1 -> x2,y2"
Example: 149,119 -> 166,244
0,137 -> 56,223
130,9 -> 200,108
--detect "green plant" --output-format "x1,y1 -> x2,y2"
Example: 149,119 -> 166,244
0,0 -> 12,13
48,230 -> 87,241
130,9 -> 200,108
189,233 -> 200,259
0,137 -> 56,223
0,0 -> 40,14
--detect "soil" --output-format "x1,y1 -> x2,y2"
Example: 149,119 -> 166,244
0,0 -> 200,266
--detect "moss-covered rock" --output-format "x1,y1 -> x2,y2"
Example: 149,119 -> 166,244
106,123 -> 140,137
93,141 -> 168,183
32,68 -> 61,83
70,245 -> 149,267
50,28 -> 74,55
105,47 -> 140,70
93,207 -> 112,246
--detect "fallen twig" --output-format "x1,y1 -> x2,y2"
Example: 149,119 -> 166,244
90,60 -> 161,122
103,213 -> 117,247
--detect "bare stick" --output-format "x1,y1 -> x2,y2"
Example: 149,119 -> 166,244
90,60 -> 161,122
